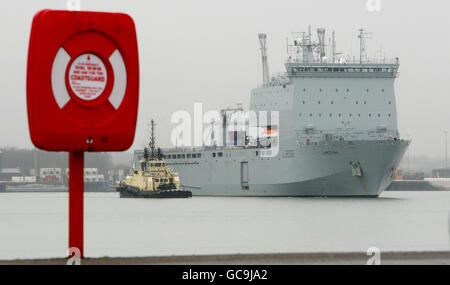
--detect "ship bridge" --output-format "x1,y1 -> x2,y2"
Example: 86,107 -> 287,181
250,27 -> 402,145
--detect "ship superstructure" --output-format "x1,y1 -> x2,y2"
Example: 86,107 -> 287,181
134,27 -> 410,197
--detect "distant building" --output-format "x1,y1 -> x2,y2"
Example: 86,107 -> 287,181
432,168 -> 450,178
84,168 -> 105,182
65,168 -> 105,182
0,167 -> 22,181
402,172 -> 425,181
40,168 -> 62,184
11,176 -> 36,183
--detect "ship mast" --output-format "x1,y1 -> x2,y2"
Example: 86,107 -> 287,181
358,28 -> 373,64
331,30 -> 336,63
258,33 -> 270,87
317,28 -> 326,63
148,119 -> 156,159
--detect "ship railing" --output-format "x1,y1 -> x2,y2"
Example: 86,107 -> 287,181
285,64 -> 399,78
160,144 -> 268,153
286,57 -> 399,65
296,129 -> 400,141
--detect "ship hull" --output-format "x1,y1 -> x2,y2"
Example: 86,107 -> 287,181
117,185 -> 192,198
167,140 -> 409,197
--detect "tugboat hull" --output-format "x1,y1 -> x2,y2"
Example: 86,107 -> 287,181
117,185 -> 192,198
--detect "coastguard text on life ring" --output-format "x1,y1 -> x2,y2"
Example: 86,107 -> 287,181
51,47 -> 126,110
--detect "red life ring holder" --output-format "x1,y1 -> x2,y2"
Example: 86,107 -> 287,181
27,10 -> 139,152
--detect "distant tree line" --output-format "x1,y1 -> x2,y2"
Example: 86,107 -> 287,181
0,147 -> 114,176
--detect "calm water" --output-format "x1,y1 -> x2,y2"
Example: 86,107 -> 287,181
0,191 -> 449,260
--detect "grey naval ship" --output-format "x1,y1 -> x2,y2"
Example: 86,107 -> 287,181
134,27 -> 410,197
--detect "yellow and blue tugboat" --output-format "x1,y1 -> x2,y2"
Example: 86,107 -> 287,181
117,120 -> 192,198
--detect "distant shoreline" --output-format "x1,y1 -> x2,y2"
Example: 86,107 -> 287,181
1,251 -> 449,265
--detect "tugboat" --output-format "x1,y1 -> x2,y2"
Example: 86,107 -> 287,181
117,120 -> 192,198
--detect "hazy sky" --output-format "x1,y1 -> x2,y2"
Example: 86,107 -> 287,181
0,0 -> 449,161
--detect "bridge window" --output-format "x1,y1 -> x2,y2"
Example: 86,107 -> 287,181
182,154 -> 185,159
218,152 -> 223,157
177,154 -> 181,159
187,154 -> 192,159
212,153 -> 216,158
192,154 -> 197,158
197,153 -> 201,158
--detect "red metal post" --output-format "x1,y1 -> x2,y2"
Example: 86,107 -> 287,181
69,151 -> 84,258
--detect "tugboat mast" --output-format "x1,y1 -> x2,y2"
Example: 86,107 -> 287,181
148,119 -> 156,159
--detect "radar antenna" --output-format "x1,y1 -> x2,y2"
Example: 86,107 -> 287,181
358,28 -> 373,64
258,33 -> 270,87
